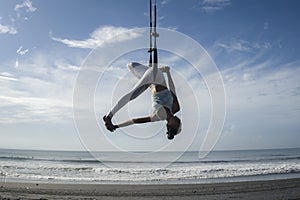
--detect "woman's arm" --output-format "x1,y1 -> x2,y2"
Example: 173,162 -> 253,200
160,66 -> 176,95
160,66 -> 180,114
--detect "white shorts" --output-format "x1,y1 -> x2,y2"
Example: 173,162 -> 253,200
151,89 -> 173,121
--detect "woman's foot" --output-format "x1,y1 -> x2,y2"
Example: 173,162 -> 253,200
103,115 -> 116,132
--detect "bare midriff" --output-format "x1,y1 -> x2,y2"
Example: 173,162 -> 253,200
152,85 -> 168,93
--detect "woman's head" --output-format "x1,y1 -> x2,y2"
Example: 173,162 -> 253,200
166,116 -> 181,140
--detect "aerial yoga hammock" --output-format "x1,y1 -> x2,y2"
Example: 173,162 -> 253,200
103,0 -> 181,140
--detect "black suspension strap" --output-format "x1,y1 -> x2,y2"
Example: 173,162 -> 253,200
153,0 -> 158,65
148,0 -> 159,78
148,0 -> 153,66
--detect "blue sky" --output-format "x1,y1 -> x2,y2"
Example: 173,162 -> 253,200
0,0 -> 300,151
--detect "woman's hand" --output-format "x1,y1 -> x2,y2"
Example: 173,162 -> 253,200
160,66 -> 170,73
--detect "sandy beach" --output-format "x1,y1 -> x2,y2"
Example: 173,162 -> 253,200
0,178 -> 300,200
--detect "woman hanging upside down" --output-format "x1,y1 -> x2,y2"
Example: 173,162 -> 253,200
103,62 -> 181,140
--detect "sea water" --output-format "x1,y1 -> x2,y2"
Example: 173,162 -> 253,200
0,148 -> 300,184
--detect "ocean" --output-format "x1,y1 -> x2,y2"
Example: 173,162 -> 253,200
0,148 -> 300,184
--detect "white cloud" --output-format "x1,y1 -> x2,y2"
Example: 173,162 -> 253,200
0,71 -> 17,82
159,16 -> 166,21
0,52 -> 80,124
166,26 -> 179,31
1,0 -> 37,35
211,35 -> 300,149
216,39 -> 251,52
16,46 -> 29,55
200,0 -> 231,12
51,26 -> 144,49
0,72 -> 15,77
15,58 -> 19,69
161,0 -> 170,6
0,0 -> 37,36
0,95 -> 73,123
0,23 -> 17,34
217,59 -> 300,149
14,0 -> 37,13
222,60 -> 300,113
242,73 -> 253,81
215,39 -> 271,53
56,63 -> 80,72
264,22 -> 269,30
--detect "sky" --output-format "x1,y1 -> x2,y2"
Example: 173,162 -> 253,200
0,0 -> 300,152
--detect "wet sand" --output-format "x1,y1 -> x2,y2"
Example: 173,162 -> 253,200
1,178 -> 300,200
